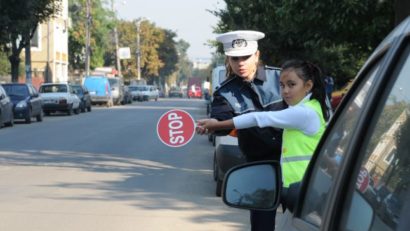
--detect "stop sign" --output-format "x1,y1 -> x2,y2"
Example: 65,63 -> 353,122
356,167 -> 370,193
157,109 -> 196,147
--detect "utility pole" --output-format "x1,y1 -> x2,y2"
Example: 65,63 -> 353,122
112,0 -> 122,77
85,0 -> 91,76
136,19 -> 141,80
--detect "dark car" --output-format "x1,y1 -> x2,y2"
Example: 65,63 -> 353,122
222,16 -> 410,231
0,84 -> 14,128
2,83 -> 43,123
71,84 -> 92,113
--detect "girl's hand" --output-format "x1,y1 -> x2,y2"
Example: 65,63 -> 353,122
196,118 -> 219,135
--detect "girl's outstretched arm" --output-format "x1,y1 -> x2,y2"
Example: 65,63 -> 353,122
196,118 -> 235,134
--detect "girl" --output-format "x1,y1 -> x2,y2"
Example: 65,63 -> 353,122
197,59 -> 331,188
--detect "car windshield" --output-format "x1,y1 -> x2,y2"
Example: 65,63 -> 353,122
2,85 -> 29,97
71,86 -> 83,94
40,85 -> 67,93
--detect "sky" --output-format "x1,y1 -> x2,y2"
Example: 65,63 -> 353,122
115,0 -> 226,61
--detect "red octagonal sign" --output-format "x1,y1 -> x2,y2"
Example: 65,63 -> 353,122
157,109 -> 196,147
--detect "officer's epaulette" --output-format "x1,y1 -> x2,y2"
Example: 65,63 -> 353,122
214,76 -> 238,93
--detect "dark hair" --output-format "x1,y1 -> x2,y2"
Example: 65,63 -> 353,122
281,59 -> 330,121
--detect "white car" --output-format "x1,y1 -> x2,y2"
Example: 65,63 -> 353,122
39,83 -> 81,116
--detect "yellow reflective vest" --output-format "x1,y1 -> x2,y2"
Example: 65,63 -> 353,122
281,99 -> 325,187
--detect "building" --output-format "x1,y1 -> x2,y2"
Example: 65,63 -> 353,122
192,58 -> 211,70
25,0 -> 69,88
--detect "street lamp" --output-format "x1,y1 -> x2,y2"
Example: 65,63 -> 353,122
135,17 -> 148,81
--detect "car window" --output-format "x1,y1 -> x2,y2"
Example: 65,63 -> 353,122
3,85 -> 29,96
340,44 -> 410,231
299,58 -> 381,227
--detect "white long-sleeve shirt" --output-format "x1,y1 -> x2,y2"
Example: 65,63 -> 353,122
233,94 -> 321,136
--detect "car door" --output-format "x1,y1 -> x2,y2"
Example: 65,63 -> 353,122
279,19 -> 410,231
29,85 -> 42,115
0,86 -> 12,124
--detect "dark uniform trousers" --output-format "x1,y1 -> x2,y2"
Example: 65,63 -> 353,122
211,66 -> 285,231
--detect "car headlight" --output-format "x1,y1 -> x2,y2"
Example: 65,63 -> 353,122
16,100 -> 27,108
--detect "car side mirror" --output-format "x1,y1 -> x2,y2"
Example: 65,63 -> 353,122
223,161 -> 282,211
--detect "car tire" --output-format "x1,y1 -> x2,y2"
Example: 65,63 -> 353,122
213,151 -> 218,181
36,110 -> 43,122
87,105 -> 92,112
74,107 -> 80,114
67,106 -> 73,115
81,102 -> 86,113
25,109 -> 32,124
216,179 -> 222,197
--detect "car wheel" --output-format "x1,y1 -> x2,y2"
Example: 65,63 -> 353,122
81,102 -> 86,113
25,109 -> 32,124
5,115 -> 14,127
216,179 -> 222,197
87,105 -> 92,112
74,107 -> 80,114
36,110 -> 43,122
67,106 -> 73,115
213,151 -> 218,181
44,111 -> 50,116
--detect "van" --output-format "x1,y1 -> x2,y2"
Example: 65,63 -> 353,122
107,77 -> 124,105
83,76 -> 113,107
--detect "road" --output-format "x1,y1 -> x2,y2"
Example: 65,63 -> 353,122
0,98 -> 249,231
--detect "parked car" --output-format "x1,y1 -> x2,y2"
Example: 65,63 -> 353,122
39,83 -> 81,116
83,75 -> 113,107
71,84 -> 92,113
188,85 -> 202,98
222,16 -> 410,231
2,83 -> 43,123
0,84 -> 14,128
135,85 -> 159,101
108,77 -> 124,105
121,85 -> 133,105
128,85 -> 144,101
168,86 -> 184,98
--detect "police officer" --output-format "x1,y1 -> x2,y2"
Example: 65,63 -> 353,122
210,30 -> 285,231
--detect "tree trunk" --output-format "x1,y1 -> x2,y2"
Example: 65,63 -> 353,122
9,54 -> 20,83
25,38 -> 32,84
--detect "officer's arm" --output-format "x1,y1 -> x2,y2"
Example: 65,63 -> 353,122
210,94 -> 235,136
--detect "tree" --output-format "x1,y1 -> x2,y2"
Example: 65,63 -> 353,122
68,0 -> 113,73
0,0 -> 61,82
211,0 -> 398,87
157,30 -> 178,87
174,39 -> 192,85
116,19 -> 165,82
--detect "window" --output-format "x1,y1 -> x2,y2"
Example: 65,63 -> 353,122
299,59 -> 380,227
340,44 -> 410,230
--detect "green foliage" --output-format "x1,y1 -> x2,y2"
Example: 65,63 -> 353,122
68,0 -> 113,71
175,39 -> 193,85
0,0 -> 62,81
212,0 -> 395,86
158,30 -> 178,86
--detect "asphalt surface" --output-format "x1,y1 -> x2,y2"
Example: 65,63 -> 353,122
0,98 -> 255,231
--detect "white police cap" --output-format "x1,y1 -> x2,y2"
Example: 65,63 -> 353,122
216,30 -> 265,57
